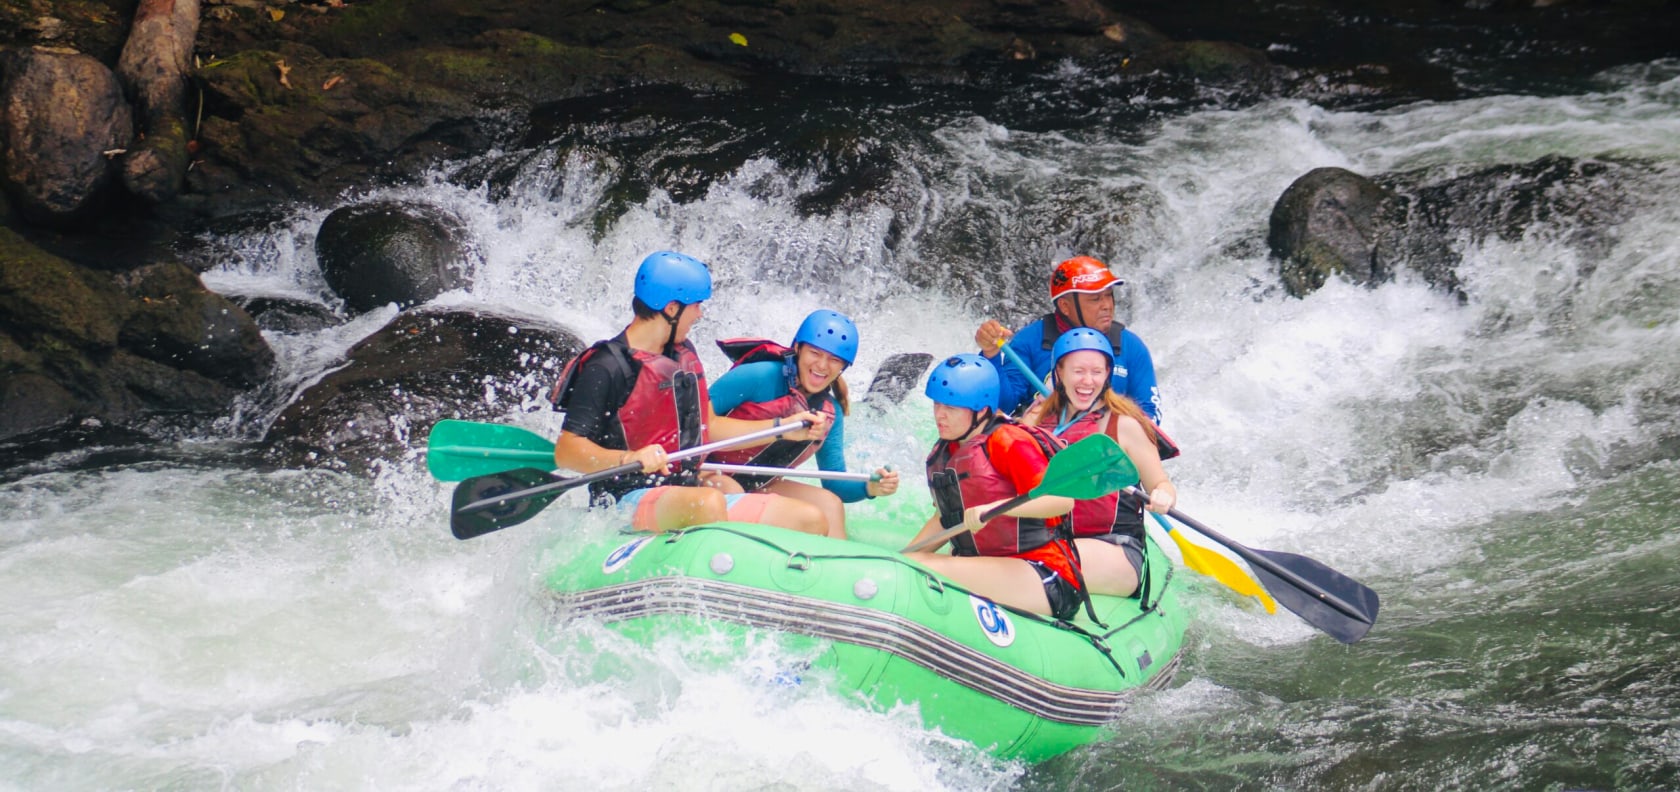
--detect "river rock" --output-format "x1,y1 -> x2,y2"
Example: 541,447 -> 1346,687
1395,154 -> 1636,281
262,309 -> 582,471
1268,167 -> 1399,296
234,296 -> 345,335
314,201 -> 474,314
117,262 -> 275,388
0,47 -> 133,225
0,227 -> 273,441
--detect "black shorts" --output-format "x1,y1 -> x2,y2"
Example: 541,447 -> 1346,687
1024,559 -> 1082,621
1088,532 -> 1146,591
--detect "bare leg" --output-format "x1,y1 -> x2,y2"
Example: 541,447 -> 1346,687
698,470 -> 746,494
649,486 -> 728,533
755,496 -> 829,536
1072,538 -> 1140,597
766,479 -> 847,539
904,553 -> 1053,615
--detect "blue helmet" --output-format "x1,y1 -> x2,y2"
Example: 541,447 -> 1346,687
792,310 -> 859,365
633,251 -> 712,309
1050,327 -> 1115,369
924,354 -> 999,412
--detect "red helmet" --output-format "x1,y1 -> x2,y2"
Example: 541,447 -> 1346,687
1049,256 -> 1122,301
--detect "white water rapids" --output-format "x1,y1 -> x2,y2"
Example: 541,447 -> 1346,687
4,60 -> 1679,790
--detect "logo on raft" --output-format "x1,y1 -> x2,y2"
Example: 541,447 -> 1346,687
603,536 -> 654,574
970,595 -> 1016,648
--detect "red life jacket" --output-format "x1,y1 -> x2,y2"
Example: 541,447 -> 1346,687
1056,409 -> 1145,540
710,338 -> 839,490
548,338 -> 710,488
925,418 -> 1066,557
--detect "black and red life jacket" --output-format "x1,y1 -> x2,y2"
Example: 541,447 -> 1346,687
925,417 -> 1066,557
548,338 -> 709,490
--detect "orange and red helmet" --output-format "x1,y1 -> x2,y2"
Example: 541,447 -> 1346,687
1048,256 -> 1122,302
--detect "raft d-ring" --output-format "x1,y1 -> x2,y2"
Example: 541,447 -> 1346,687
924,573 -> 945,594
786,551 -> 811,571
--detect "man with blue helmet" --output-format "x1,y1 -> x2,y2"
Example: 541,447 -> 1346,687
973,256 -> 1162,422
901,354 -> 1086,620
709,309 -> 902,539
548,251 -> 831,534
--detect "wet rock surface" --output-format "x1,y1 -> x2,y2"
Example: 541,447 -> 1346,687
261,308 -> 580,471
1,0 -> 1677,466
0,227 -> 272,441
315,200 -> 473,313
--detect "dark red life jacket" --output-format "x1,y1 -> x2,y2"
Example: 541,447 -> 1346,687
1056,409 -> 1144,540
548,338 -> 710,490
925,418 -> 1066,557
710,338 -> 838,490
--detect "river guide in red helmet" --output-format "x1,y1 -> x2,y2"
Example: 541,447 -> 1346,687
973,256 -> 1162,421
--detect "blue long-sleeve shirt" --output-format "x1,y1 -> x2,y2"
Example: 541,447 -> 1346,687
989,316 -> 1162,422
709,360 -> 873,503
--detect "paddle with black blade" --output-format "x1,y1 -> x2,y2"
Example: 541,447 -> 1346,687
449,420 -> 811,540
901,433 -> 1137,553
994,341 -> 1278,612
1128,486 -> 1381,644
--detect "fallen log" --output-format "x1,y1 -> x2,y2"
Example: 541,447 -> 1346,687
115,0 -> 200,204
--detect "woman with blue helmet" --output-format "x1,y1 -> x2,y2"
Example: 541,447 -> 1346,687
710,309 -> 901,539
1022,327 -> 1178,598
550,251 -> 832,535
901,353 -> 1086,620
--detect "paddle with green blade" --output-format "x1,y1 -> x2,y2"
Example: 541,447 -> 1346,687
449,420 -> 810,541
427,418 -> 561,480
901,433 -> 1136,553
428,419 -> 886,483
995,342 -> 1276,611
1129,486 -> 1380,644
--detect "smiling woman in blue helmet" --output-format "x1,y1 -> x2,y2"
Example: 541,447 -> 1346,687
902,354 -> 1084,620
1022,328 -> 1178,598
710,310 -> 902,539
548,251 -> 831,535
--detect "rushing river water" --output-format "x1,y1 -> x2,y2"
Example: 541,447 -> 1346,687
4,59 -> 1680,791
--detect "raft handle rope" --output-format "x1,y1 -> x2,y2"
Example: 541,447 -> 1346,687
679,524 -> 1132,676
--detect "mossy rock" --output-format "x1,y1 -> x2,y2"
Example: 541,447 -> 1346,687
0,226 -> 126,348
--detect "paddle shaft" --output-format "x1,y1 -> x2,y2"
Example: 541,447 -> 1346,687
997,341 -> 1052,397
458,420 -> 810,514
700,463 -> 878,482
902,492 -> 1034,553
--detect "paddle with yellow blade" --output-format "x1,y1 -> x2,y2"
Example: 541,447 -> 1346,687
1129,488 -> 1380,645
994,341 -> 1276,612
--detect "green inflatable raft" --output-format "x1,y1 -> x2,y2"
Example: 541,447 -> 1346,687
542,521 -> 1188,762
